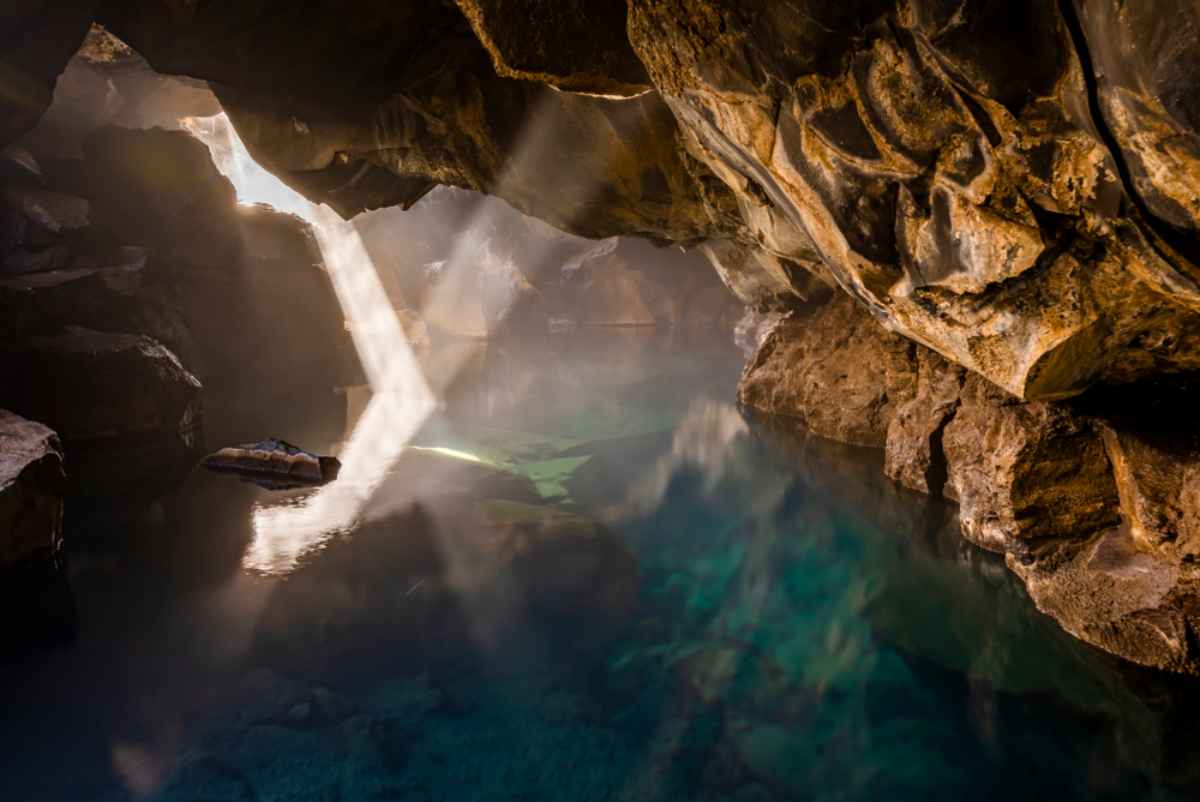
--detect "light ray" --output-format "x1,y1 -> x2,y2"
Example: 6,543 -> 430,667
187,114 -> 435,573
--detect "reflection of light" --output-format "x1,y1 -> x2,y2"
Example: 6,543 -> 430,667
188,91 -> 616,573
416,446 -> 484,463
188,114 -> 436,573
246,391 -> 433,572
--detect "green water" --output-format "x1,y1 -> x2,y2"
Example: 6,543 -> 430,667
3,330 -> 1198,802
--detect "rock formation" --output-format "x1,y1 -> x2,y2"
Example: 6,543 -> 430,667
741,293 -> 1200,673
0,410 -> 65,575
0,327 -> 203,504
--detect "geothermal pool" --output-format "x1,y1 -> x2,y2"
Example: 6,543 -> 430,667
3,330 -> 1198,802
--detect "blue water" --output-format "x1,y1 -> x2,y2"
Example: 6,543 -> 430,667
3,330 -> 1199,802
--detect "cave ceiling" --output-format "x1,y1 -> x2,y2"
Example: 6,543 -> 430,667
5,0 -> 1200,401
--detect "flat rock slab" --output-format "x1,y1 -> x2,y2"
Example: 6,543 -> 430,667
204,439 -> 341,488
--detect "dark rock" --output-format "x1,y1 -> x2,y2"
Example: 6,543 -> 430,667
0,409 -> 65,573
0,2 -> 93,147
1,243 -> 71,276
204,439 -> 341,488
452,0 -> 651,96
21,24 -> 220,161
0,185 -> 89,246
0,327 -> 203,502
79,125 -> 242,269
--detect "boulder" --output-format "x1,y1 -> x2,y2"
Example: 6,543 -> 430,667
79,125 -> 242,269
0,327 -> 203,502
204,439 -> 341,488
0,253 -> 189,355
738,295 -> 917,447
1012,528 -> 1200,675
0,410 -> 65,574
942,376 -> 1121,554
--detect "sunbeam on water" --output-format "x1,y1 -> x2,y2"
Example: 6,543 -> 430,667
185,114 -> 436,572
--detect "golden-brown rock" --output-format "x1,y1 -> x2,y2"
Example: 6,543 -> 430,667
738,296 -> 917,447
942,375 -> 1120,553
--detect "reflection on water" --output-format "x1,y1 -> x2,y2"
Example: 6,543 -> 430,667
4,331 -> 1200,802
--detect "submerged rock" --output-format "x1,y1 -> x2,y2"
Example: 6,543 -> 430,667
204,439 -> 341,488
0,410 -> 65,574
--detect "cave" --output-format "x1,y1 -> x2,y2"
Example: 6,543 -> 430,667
4,3 -> 1200,800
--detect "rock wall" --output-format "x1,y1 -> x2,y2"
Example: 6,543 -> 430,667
740,294 -> 1200,673
13,1 -> 1181,404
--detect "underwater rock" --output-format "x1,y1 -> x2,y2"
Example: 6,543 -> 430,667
204,439 -> 341,488
738,295 -> 917,447
0,409 -> 65,574
0,326 -> 203,502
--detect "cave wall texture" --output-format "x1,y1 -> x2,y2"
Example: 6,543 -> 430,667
7,0 -> 1200,672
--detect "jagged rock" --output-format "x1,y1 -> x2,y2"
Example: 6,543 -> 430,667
0,410 -> 65,573
452,0 -> 651,96
0,185 -> 90,247
0,327 -> 203,501
0,3 -> 93,147
93,4 -> 731,240
21,24 -> 220,161
942,375 -> 1120,554
1100,426 -> 1200,562
884,350 -> 965,496
738,295 -> 917,447
204,439 -> 341,488
80,125 -> 242,268
625,0 -> 1200,400
61,126 -> 360,440
1012,528 -> 1200,675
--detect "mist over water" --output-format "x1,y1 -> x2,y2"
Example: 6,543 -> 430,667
3,325 -> 1200,802
5,109 -> 1198,802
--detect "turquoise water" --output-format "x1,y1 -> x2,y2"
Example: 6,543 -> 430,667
3,330 -> 1199,801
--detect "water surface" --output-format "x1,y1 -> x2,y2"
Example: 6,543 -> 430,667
3,329 -> 1199,802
